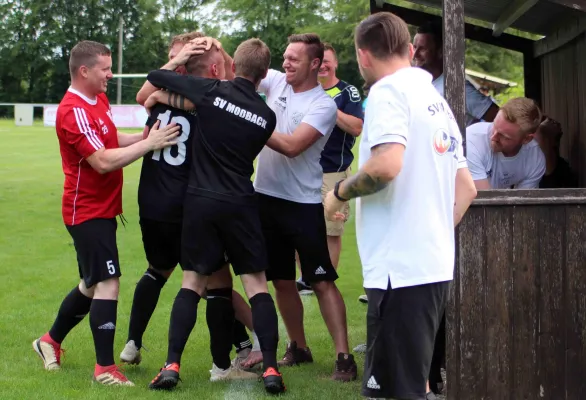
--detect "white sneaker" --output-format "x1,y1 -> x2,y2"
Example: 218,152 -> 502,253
209,363 -> 259,382
358,294 -> 368,303
32,338 -> 62,371
120,340 -> 141,365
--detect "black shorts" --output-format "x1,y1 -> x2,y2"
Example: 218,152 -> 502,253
139,218 -> 181,271
258,194 -> 337,283
362,279 -> 450,400
65,218 -> 121,288
181,194 -> 266,276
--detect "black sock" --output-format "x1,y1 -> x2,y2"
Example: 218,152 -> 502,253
206,288 -> 234,370
167,288 -> 201,365
233,319 -> 252,353
127,269 -> 167,348
48,286 -> 93,344
89,299 -> 118,367
250,292 -> 279,370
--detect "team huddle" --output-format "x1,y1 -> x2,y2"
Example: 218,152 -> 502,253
32,12 -> 479,400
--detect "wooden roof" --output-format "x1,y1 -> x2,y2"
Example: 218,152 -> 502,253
377,0 -> 586,37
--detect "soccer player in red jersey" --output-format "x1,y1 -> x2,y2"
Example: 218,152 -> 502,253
32,40 -> 179,386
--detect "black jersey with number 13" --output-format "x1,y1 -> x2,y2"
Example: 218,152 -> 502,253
137,103 -> 198,223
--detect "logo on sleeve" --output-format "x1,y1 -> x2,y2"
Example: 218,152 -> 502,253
291,111 -> 304,126
433,129 -> 458,157
347,85 -> 361,103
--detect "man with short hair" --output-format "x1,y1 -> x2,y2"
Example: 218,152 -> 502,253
143,38 -> 285,394
324,12 -> 477,399
295,42 -> 364,295
254,33 -> 357,381
121,34 -> 261,374
413,21 -> 499,126
466,97 -> 546,190
32,40 -> 179,386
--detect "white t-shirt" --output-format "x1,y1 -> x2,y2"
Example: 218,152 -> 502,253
357,67 -> 467,290
466,122 -> 546,188
433,73 -> 495,127
253,69 -> 337,203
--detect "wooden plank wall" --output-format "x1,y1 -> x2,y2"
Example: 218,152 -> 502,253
448,189 -> 586,399
540,33 -> 586,187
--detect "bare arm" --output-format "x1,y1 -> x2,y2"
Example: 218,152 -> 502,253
117,132 -> 143,147
144,90 -> 196,115
337,143 -> 403,199
454,168 -> 478,226
136,60 -> 184,106
336,110 -> 363,137
474,178 -> 492,190
266,123 -> 323,158
86,121 -> 180,174
136,41 -> 208,105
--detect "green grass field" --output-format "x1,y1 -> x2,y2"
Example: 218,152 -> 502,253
0,119 -> 368,399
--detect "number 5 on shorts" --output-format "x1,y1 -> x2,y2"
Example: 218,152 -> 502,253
106,260 -> 116,275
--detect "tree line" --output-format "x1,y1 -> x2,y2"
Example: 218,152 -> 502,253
0,0 -> 524,116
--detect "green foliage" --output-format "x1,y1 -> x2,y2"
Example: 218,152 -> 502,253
0,0 -> 527,112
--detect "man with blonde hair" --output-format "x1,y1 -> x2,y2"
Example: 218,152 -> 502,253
143,38 -> 285,394
466,97 -> 545,189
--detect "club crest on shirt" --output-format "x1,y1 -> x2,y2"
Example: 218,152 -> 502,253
98,118 -> 109,135
432,128 -> 457,157
291,111 -> 304,126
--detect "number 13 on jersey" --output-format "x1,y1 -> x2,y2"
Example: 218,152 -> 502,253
152,109 -> 190,166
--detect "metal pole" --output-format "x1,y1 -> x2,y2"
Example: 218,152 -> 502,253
117,17 -> 124,104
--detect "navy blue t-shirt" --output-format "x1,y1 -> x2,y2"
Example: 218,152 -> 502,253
320,80 -> 364,173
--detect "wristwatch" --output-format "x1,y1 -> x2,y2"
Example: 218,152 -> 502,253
334,180 -> 349,202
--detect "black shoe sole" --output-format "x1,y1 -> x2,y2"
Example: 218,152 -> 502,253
264,375 -> 285,394
148,374 -> 179,390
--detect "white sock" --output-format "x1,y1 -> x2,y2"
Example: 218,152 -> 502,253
252,331 -> 260,352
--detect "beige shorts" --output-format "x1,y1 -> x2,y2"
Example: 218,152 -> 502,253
321,168 -> 351,236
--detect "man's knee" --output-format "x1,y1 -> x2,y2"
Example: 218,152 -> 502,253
182,270 -> 207,296
240,272 -> 269,299
93,277 -> 120,299
208,264 -> 233,290
148,264 -> 174,279
273,279 -> 296,293
310,280 -> 335,295
78,279 -> 95,298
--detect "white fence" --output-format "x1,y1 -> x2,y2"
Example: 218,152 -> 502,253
1,103 -> 149,129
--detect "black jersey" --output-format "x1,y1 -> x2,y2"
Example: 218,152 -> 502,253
147,71 -> 277,204
137,103 -> 198,222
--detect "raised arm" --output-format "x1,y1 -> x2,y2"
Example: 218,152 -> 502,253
136,42 -> 207,105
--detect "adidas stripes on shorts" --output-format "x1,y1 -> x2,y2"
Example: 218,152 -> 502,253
362,279 -> 449,399
257,193 -> 338,283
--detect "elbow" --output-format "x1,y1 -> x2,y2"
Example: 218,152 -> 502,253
468,183 -> 478,202
136,92 -> 146,106
379,164 -> 402,183
353,123 -> 363,137
93,158 -> 112,175
285,148 -> 302,158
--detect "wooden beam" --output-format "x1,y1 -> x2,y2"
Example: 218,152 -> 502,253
492,0 -> 539,37
380,2 -> 534,53
443,0 -> 467,145
534,12 -> 586,57
523,50 -> 542,105
547,0 -> 586,11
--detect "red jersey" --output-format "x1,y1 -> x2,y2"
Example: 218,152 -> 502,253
56,88 -> 122,225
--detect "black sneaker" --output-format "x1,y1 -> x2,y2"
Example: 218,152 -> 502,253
332,352 -> 357,382
262,367 -> 286,394
277,341 -> 314,366
148,363 -> 180,390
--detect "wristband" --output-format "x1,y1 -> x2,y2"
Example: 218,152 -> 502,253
334,180 -> 349,202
